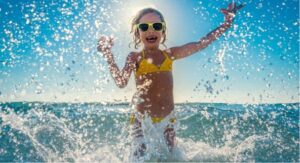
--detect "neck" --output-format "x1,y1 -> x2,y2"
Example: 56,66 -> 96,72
143,49 -> 160,55
143,45 -> 159,51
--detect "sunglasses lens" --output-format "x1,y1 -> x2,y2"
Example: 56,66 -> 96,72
153,23 -> 163,31
138,24 -> 149,31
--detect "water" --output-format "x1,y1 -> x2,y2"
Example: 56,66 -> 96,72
0,102 -> 299,162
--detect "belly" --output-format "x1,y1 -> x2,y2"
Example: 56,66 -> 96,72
133,72 -> 174,118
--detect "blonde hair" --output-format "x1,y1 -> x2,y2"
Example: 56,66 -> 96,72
130,8 -> 167,49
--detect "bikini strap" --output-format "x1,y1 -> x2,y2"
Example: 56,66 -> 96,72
142,50 -> 145,59
161,50 -> 170,59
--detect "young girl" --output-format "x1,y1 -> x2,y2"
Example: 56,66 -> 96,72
97,2 -> 243,160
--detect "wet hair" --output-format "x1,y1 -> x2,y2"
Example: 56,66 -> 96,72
129,8 -> 167,49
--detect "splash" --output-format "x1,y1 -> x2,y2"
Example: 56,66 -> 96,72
1,103 -> 298,162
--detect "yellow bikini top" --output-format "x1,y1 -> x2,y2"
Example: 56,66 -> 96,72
135,50 -> 173,76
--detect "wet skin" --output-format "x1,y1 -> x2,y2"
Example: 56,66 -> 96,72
133,50 -> 174,118
131,13 -> 175,118
98,3 -> 240,154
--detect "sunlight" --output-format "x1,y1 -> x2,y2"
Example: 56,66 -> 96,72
117,1 -> 158,31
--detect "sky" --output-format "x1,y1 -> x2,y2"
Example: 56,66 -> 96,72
0,0 -> 299,104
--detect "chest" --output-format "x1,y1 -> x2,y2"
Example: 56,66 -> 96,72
138,52 -> 167,68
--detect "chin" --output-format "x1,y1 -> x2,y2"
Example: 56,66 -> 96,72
142,40 -> 161,49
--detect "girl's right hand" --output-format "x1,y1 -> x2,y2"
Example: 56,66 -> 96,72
97,36 -> 114,59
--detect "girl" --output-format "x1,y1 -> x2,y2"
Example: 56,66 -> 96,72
97,2 -> 243,160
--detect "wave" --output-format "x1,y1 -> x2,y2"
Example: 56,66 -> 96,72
0,102 -> 299,162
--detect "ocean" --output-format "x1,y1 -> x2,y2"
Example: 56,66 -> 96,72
0,102 -> 299,162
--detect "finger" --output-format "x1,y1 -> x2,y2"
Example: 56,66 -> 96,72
109,37 -> 114,45
228,2 -> 236,11
235,3 -> 246,11
99,36 -> 106,41
98,37 -> 106,45
231,3 -> 245,13
220,9 -> 229,15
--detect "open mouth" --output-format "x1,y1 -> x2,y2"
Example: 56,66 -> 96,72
146,36 -> 158,43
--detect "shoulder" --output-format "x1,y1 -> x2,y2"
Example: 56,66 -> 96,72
163,48 -> 176,61
127,51 -> 142,63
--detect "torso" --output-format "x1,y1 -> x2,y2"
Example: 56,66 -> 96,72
132,49 -> 174,118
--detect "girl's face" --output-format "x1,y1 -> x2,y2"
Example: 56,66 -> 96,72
138,13 -> 164,49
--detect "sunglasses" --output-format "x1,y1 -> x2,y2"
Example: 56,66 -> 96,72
136,22 -> 165,32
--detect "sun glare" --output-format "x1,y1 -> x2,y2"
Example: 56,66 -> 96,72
117,1 -> 158,31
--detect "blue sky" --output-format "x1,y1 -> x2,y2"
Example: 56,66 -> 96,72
0,0 -> 299,104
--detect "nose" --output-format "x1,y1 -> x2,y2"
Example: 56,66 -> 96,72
147,25 -> 155,33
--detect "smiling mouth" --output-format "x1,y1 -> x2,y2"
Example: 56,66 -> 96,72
146,36 -> 158,43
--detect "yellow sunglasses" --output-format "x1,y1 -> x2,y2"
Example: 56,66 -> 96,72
135,22 -> 165,32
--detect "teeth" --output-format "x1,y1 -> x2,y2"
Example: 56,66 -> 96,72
146,36 -> 157,40
146,36 -> 157,43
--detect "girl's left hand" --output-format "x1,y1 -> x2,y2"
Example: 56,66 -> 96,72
220,3 -> 245,23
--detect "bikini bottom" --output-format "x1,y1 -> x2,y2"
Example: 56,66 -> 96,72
129,111 -> 177,160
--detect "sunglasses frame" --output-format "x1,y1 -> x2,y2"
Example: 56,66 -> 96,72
135,22 -> 166,32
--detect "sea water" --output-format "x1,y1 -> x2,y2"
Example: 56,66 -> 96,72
0,102 -> 299,162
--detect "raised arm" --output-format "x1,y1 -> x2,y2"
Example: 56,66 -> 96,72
169,3 -> 244,60
97,36 -> 136,88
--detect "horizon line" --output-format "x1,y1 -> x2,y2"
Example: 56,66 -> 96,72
0,100 -> 299,106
